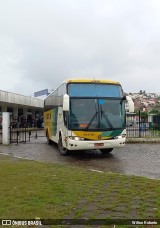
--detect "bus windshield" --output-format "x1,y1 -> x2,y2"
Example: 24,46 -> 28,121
69,98 -> 125,130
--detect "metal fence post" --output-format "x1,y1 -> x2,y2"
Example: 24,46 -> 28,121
16,131 -> 19,144
139,110 -> 141,138
29,131 -> 31,142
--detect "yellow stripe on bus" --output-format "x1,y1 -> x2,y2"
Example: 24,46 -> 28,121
65,78 -> 120,84
72,131 -> 111,140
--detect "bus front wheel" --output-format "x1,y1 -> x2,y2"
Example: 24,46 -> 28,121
58,136 -> 68,155
100,148 -> 113,154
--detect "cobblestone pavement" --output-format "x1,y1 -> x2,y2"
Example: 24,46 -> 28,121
0,131 -> 160,179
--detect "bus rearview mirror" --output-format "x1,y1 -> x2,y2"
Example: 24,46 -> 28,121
63,94 -> 70,111
125,96 -> 134,113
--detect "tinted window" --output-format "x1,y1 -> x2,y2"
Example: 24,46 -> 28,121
68,84 -> 122,97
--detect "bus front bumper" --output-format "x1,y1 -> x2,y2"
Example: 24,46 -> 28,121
66,137 -> 126,150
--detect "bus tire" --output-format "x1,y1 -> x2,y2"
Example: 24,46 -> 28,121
100,148 -> 113,154
58,136 -> 68,155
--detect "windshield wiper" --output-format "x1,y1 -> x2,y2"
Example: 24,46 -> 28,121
85,111 -> 98,130
100,105 -> 113,129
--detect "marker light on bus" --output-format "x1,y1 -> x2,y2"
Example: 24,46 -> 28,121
114,134 -> 126,139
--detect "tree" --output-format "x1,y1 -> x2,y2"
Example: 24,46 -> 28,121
141,111 -> 148,118
149,109 -> 160,115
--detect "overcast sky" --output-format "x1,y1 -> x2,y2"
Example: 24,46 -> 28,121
0,0 -> 160,96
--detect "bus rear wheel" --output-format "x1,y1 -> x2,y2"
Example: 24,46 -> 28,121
58,136 -> 68,155
100,148 -> 113,154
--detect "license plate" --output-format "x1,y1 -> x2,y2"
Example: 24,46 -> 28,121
94,143 -> 104,147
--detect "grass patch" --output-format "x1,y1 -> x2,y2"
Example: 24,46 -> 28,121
0,154 -> 160,226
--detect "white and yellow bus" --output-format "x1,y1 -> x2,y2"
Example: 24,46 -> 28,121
44,79 -> 134,155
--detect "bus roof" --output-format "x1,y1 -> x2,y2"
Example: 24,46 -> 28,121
65,78 -> 120,84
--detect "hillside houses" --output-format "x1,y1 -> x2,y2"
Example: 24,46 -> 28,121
128,92 -> 160,112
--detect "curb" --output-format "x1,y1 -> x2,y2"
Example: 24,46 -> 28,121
126,138 -> 160,143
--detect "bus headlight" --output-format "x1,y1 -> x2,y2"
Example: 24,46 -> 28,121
69,136 -> 85,141
114,134 -> 126,139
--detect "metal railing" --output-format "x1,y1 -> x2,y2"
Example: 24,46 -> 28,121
126,122 -> 160,138
9,117 -> 44,144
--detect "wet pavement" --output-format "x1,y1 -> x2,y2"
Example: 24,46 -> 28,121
0,131 -> 160,180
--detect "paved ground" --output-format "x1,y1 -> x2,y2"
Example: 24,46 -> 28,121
0,131 -> 160,180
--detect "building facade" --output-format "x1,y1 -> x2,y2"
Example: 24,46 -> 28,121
0,90 -> 44,127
